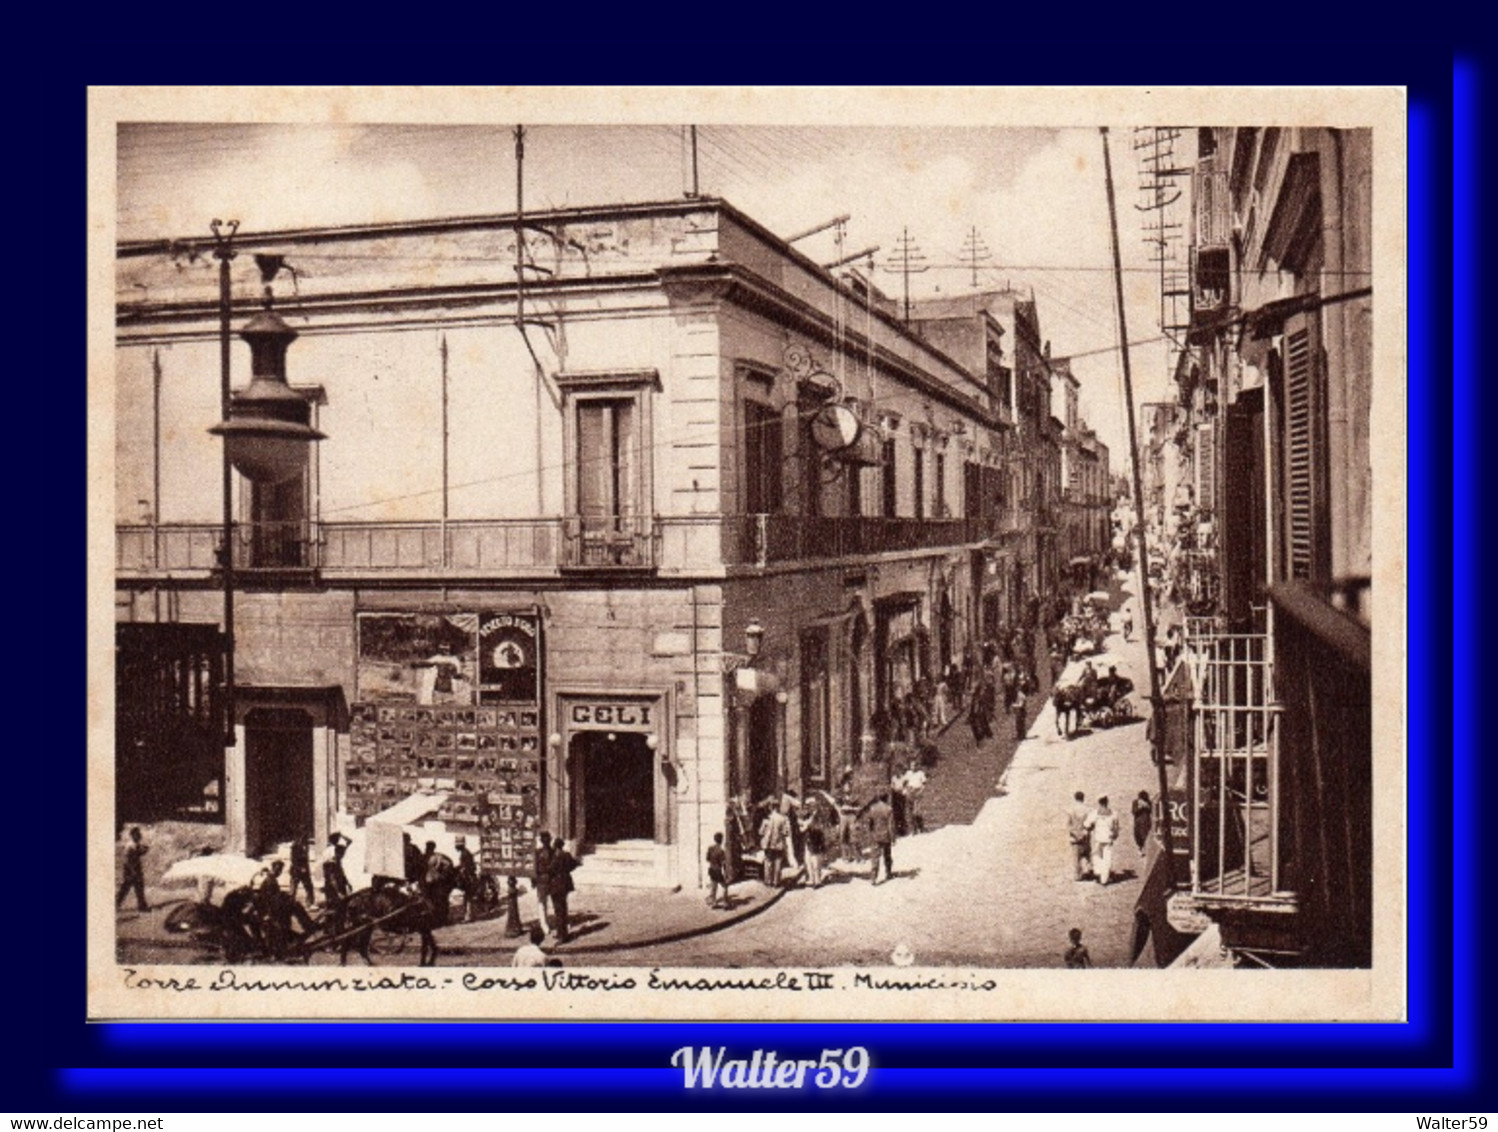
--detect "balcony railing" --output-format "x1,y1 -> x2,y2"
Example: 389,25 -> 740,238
735,514 -> 997,566
118,511 -> 1026,576
1184,629 -> 1293,909
560,515 -> 658,571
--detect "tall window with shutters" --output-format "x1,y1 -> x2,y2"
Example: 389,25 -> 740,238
881,438 -> 898,518
557,370 -> 657,569
1281,310 -> 1329,581
742,398 -> 783,516
800,628 -> 831,786
1195,422 -> 1217,517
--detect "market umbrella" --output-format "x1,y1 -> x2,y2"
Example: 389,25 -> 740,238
161,853 -> 264,890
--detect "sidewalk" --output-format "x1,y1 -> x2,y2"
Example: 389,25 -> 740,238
615,571 -> 1164,969
116,870 -> 787,966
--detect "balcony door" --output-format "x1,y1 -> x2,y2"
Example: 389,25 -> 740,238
577,399 -> 637,531
558,370 -> 658,570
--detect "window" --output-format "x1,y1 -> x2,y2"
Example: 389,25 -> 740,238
799,409 -> 823,518
556,370 -> 658,569
934,452 -> 946,518
246,472 -> 309,568
576,399 -> 637,522
1281,311 -> 1328,581
801,629 -> 831,785
913,447 -> 925,520
743,399 -> 783,515
847,461 -> 863,516
881,438 -> 898,518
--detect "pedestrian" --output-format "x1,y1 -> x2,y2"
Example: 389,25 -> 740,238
863,792 -> 895,885
321,833 -> 352,914
548,837 -> 580,942
706,832 -> 730,909
902,760 -> 928,834
289,833 -> 317,907
1122,609 -> 1134,642
1085,796 -> 1121,885
1132,790 -> 1153,855
759,804 -> 792,887
933,677 -> 951,730
1066,792 -> 1093,880
1010,680 -> 1028,740
800,815 -> 826,888
889,767 -> 909,837
402,833 -> 424,886
970,674 -> 995,743
116,826 -> 149,912
1064,927 -> 1092,968
532,831 -> 554,934
512,924 -> 548,968
455,835 -> 480,921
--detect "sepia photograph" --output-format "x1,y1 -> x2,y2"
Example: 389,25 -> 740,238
90,86 -> 1405,1021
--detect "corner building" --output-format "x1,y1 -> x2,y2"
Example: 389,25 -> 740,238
115,198 -> 1016,890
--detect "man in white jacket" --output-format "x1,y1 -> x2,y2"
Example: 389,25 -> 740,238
1085,796 -> 1121,886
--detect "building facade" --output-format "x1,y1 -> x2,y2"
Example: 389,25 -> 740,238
116,198 -> 1030,890
1153,127 -> 1374,966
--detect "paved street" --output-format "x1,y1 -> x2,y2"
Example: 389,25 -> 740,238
119,577 -> 1162,972
593,574 -> 1160,970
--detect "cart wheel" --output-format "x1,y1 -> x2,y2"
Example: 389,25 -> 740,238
367,928 -> 408,958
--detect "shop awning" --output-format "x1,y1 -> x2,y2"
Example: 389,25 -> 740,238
1132,835 -> 1199,968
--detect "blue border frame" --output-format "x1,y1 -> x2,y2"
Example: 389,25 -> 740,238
28,37 -> 1466,1112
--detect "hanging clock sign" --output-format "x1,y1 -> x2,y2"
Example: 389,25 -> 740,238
810,402 -> 863,453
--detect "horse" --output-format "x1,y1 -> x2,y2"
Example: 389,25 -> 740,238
336,853 -> 459,967
1052,683 -> 1081,738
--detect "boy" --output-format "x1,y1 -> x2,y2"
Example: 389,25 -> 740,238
1064,927 -> 1092,968
706,832 -> 730,909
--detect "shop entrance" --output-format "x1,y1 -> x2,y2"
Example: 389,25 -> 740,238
243,708 -> 314,857
572,731 -> 655,845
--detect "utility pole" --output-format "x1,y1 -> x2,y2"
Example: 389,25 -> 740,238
959,226 -> 992,289
210,218 -> 238,749
1102,128 -> 1176,871
888,227 -> 929,321
1133,127 -> 1192,349
688,125 -> 700,197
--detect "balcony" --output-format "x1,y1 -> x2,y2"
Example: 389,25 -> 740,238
732,514 -> 999,566
560,515 -> 659,572
118,511 -> 1012,580
1181,628 -> 1294,912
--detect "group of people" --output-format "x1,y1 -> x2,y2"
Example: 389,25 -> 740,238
1052,659 -> 1135,738
1064,789 -> 1154,888
966,655 -> 1038,746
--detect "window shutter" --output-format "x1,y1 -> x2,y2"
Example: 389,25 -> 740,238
1282,310 -> 1326,580
1195,422 -> 1216,516
576,402 -> 611,518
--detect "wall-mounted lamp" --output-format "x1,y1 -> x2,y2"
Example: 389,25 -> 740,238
774,691 -> 789,705
547,733 -> 562,749
744,618 -> 765,660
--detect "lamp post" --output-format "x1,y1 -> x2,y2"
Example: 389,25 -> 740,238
206,221 -> 326,757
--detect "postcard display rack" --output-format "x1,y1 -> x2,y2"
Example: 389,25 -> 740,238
348,611 -> 542,877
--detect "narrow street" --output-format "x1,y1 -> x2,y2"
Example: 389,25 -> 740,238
600,575 -> 1160,969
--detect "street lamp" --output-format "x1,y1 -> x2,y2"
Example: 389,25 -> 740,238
744,618 -> 764,661
205,220 -> 325,749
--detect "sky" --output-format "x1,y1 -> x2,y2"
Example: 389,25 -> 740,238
117,120 -> 1187,459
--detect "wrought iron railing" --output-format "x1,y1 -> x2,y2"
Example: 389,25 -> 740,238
1184,628 -> 1292,907
118,511 -> 1017,575
560,515 -> 659,570
737,514 -> 995,566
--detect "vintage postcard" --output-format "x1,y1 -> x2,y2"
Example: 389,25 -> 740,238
88,85 -> 1406,1021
